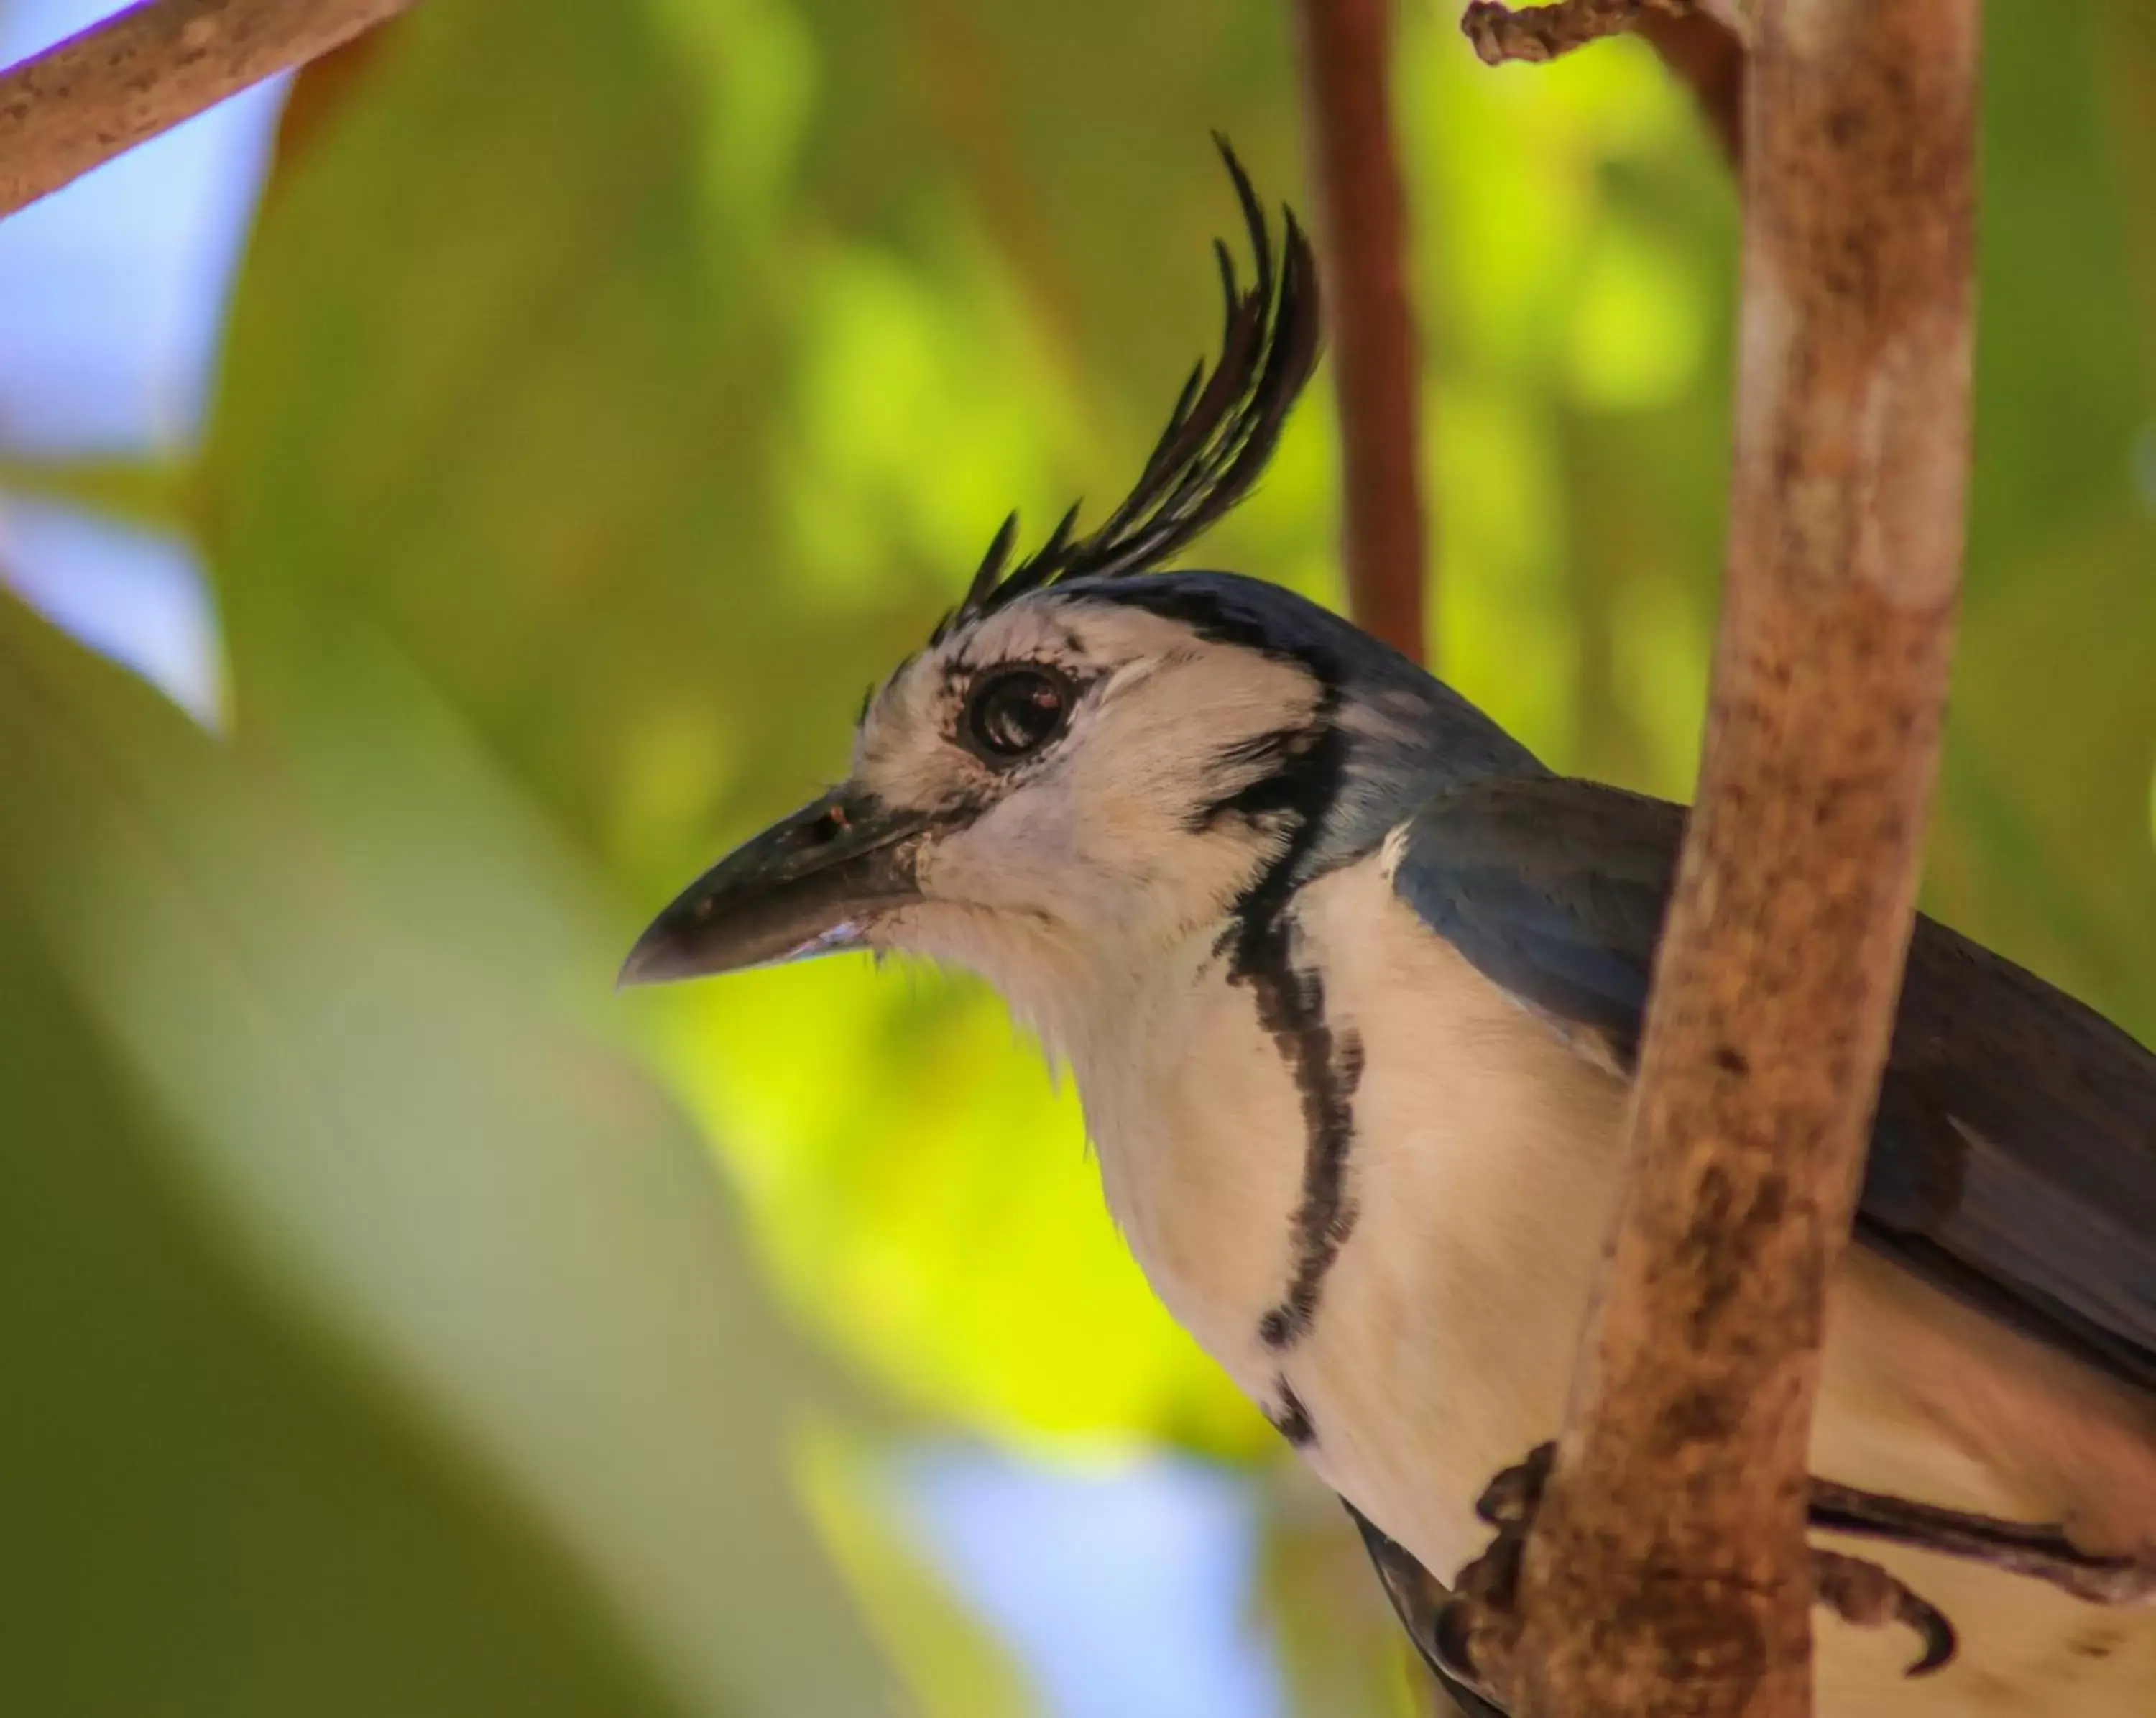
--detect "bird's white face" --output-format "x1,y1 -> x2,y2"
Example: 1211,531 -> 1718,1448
847,593 -> 1325,1037
616,583 -> 1341,1053
619,145 -> 1361,1036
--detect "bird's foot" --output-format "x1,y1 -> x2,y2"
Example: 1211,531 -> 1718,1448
1812,1548 -> 1957,1676
1809,1479 -> 2156,1607
1428,1442 -> 1556,1705
1473,1439 -> 1557,1530
1429,1445 -> 1967,1694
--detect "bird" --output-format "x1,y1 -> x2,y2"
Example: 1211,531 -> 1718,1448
622,146 -> 2156,1714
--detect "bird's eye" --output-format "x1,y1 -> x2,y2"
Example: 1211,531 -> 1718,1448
963,665 -> 1072,763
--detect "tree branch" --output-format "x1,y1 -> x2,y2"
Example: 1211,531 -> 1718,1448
1455,0 -> 1979,1712
1461,0 -> 1670,65
1463,0 -> 1747,170
1294,0 -> 1429,665
0,0 -> 419,221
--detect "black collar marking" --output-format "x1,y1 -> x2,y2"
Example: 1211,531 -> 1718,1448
1184,724 -> 1331,832
1266,1377 -> 1317,1446
1097,584 -> 1369,1361
1242,919 -> 1365,1356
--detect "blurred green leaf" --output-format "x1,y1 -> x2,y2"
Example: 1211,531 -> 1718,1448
0,589 -> 892,1715
0,898 -> 690,1718
1923,0 -> 2156,1037
0,454 -> 201,541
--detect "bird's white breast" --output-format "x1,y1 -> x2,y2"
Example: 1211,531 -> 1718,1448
1074,853 -> 1625,1567
1067,849 -> 2156,1715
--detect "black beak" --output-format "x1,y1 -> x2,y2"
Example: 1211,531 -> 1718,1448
618,788 -> 928,987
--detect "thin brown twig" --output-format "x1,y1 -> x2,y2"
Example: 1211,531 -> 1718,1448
0,0 -> 420,221
1463,0 -> 1744,171
1461,0 -> 1679,67
1294,0 -> 1429,665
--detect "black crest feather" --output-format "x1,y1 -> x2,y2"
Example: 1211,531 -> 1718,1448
930,137 -> 1321,647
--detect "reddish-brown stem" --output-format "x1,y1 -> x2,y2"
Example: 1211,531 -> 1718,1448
1295,0 -> 1429,664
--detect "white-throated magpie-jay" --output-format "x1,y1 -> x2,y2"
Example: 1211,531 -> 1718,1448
623,151 -> 2156,1713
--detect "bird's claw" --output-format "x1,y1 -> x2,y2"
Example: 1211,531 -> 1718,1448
1439,1447 -> 1999,1694
1434,1444 -> 1555,1704
1811,1548 -> 1958,1676
1473,1439 -> 1556,1528
1809,1477 -> 2156,1607
1431,1550 -> 1522,1704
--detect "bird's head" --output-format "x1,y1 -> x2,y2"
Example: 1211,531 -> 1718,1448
621,147 -> 1539,1039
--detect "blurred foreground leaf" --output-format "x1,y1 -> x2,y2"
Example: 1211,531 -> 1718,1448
0,934 -> 687,1717
0,591 -> 892,1714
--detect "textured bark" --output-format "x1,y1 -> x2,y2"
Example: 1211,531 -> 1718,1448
1295,0 -> 1429,664
0,0 -> 418,219
1491,1 -> 1980,1714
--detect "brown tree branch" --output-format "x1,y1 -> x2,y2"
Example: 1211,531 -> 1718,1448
1452,0 -> 1979,1712
0,0 -> 419,221
1462,0 -> 1670,65
1294,0 -> 1429,665
1464,0 -> 1746,170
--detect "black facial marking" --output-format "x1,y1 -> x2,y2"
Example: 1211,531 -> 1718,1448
1185,725 -> 1325,832
1266,1378 -> 1317,1447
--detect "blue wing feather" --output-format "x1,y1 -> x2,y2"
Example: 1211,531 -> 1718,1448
1392,776 -> 2156,1396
